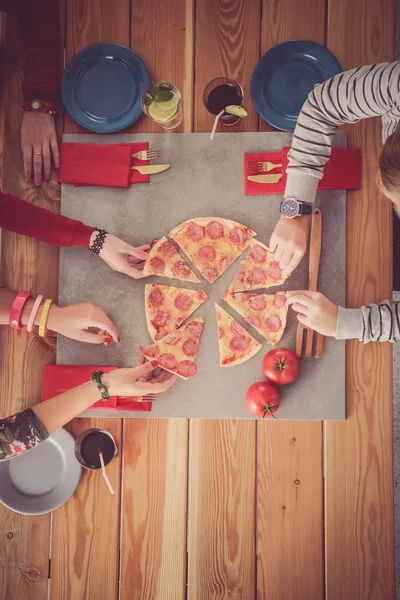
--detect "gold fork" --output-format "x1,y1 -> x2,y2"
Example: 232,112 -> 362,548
132,394 -> 156,403
248,161 -> 282,172
295,208 -> 324,359
132,149 -> 160,161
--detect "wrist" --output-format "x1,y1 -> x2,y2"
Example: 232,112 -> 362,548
101,372 -> 115,396
46,304 -> 60,332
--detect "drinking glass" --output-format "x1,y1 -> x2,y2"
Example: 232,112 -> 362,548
203,77 -> 244,126
74,428 -> 118,470
141,81 -> 182,130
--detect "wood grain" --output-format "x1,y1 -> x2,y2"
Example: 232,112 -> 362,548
325,0 -> 395,597
119,419 -> 188,600
188,420 -> 256,600
130,0 -> 194,133
257,422 -> 324,600
50,419 -> 122,600
194,0 -> 261,133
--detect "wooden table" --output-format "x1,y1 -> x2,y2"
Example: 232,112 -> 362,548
0,0 -> 395,598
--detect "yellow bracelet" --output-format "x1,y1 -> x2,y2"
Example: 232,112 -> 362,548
39,298 -> 53,337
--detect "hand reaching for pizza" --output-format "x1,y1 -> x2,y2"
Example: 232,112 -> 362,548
269,215 -> 310,276
91,233 -> 151,279
286,290 -> 338,337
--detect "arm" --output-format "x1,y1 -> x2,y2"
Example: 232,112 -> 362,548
337,300 -> 400,343
286,61 -> 400,203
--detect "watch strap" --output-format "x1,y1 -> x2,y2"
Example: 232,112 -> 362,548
298,203 -> 312,215
9,291 -> 32,329
90,370 -> 110,401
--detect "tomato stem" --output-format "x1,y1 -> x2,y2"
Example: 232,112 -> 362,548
262,404 -> 278,419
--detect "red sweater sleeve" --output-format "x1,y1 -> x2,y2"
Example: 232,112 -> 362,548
0,0 -> 62,107
0,191 -> 96,247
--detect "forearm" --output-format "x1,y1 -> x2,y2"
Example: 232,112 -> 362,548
337,300 -> 400,343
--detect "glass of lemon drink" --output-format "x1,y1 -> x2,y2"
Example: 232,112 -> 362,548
141,81 -> 182,129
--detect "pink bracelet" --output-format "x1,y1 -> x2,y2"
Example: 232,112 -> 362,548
9,291 -> 31,329
27,295 -> 43,332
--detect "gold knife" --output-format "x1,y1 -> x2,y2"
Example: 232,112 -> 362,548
132,164 -> 170,175
247,174 -> 282,184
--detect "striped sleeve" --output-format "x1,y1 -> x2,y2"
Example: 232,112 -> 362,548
336,300 -> 400,343
285,61 -> 400,203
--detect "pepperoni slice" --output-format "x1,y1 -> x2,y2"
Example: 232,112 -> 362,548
202,268 -> 219,282
140,344 -> 157,357
267,261 -> 283,281
152,311 -> 169,328
248,245 -> 267,263
247,267 -> 267,286
205,220 -> 224,239
174,292 -> 193,312
158,353 -> 177,370
230,335 -> 250,352
229,227 -> 246,246
177,360 -> 197,378
164,331 -> 181,345
198,290 -> 208,302
172,260 -> 191,279
198,245 -> 216,262
219,254 -> 235,272
148,288 -> 164,307
185,320 -> 203,339
265,316 -> 282,332
236,268 -> 246,282
186,222 -> 205,242
246,316 -> 260,328
182,338 -> 198,357
273,293 -> 287,308
248,295 -> 267,311
218,326 -> 225,339
155,329 -> 168,341
230,320 -> 246,336
150,257 -> 165,273
160,240 -> 178,257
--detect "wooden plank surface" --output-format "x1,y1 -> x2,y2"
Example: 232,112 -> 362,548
256,1 -> 326,598
325,0 -> 395,598
120,419 -> 188,600
188,420 -> 256,599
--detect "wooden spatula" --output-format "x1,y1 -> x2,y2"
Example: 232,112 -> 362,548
295,208 -> 324,359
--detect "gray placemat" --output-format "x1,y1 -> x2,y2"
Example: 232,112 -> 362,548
58,132 -> 346,420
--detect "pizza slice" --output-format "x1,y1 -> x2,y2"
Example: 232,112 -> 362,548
143,236 -> 200,282
145,284 -> 208,341
226,240 -> 288,294
169,217 -> 256,283
140,317 -> 204,379
215,304 -> 262,367
222,291 -> 288,345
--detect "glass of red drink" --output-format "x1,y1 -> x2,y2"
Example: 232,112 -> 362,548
203,77 -> 244,126
74,428 -> 118,470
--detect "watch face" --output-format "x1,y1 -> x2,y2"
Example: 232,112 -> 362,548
281,199 -> 299,218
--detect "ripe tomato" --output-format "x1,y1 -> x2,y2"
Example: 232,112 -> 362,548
262,348 -> 299,386
245,381 -> 280,418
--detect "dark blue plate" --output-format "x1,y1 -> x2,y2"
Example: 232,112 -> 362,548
62,43 -> 151,133
251,40 -> 341,131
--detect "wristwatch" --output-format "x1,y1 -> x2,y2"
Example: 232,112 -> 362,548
280,197 -> 312,218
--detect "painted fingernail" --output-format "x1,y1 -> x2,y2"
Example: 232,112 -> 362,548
151,360 -> 158,367
104,336 -> 112,345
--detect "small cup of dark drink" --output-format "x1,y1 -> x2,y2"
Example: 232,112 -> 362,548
203,77 -> 244,125
74,428 -> 118,470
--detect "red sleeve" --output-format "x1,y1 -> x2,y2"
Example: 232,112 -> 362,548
0,191 -> 96,248
0,0 -> 62,108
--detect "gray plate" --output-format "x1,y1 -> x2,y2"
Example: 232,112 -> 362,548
0,428 -> 81,515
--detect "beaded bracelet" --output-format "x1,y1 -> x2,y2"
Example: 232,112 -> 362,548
90,370 -> 110,401
89,229 -> 108,256
39,298 -> 53,337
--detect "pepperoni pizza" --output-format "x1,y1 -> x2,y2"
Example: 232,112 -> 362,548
169,218 -> 256,283
145,284 -> 208,341
215,304 -> 262,367
222,291 -> 288,345
143,236 -> 200,282
140,317 -> 204,379
226,240 -> 287,294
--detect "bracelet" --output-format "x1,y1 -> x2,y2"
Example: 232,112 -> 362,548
27,295 -> 43,333
9,291 -> 32,329
89,229 -> 108,256
90,370 -> 110,402
38,298 -> 53,337
22,100 -> 56,115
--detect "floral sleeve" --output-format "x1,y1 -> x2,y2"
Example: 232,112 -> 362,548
0,409 -> 49,461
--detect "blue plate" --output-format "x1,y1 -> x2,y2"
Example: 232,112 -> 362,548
251,40 -> 341,131
62,43 -> 151,133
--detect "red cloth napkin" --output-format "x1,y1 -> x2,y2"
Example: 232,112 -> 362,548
41,364 -> 152,412
244,147 -> 361,195
58,142 -> 150,188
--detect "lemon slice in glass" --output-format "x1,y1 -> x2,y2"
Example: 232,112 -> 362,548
156,91 -> 179,111
225,105 -> 248,118
148,102 -> 178,122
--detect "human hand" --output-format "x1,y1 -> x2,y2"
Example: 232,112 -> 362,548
286,290 -> 338,337
21,112 -> 59,186
103,358 -> 177,397
46,302 -> 119,344
269,215 -> 310,276
91,233 -> 150,279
